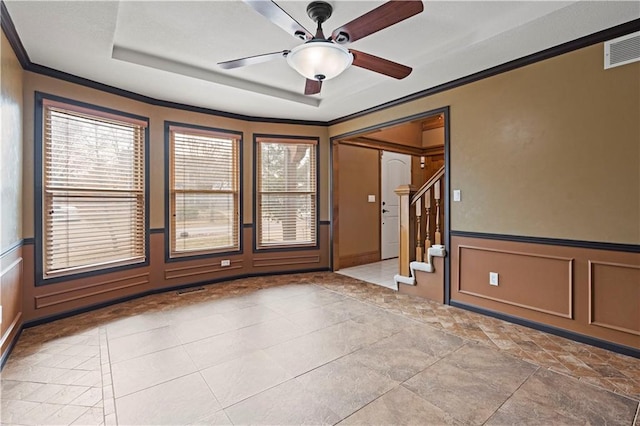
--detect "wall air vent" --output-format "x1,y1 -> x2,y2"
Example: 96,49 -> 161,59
604,31 -> 640,69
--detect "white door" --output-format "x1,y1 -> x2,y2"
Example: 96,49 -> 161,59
381,151 -> 412,259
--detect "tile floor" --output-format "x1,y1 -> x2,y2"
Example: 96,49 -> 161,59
336,258 -> 398,289
1,272 -> 639,425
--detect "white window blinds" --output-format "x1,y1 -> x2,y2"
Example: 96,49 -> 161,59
256,138 -> 317,248
42,100 -> 147,279
169,126 -> 240,257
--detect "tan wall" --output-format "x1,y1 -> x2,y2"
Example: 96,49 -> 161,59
337,144 -> 380,267
1,31 -> 24,361
1,32 -> 23,251
330,43 -> 640,245
451,235 -> 640,349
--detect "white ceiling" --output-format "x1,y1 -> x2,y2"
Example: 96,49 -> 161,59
5,1 -> 639,122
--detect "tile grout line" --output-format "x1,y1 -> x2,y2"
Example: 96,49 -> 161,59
481,366 -> 542,425
99,328 -> 117,425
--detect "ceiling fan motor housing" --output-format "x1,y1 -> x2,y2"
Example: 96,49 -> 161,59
307,1 -> 333,24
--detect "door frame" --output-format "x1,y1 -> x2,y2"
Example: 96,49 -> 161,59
330,106 -> 451,303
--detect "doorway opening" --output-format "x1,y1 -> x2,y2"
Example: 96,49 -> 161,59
331,107 -> 449,295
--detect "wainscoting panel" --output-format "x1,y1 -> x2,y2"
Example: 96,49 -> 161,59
164,260 -> 244,280
1,244 -> 23,362
589,261 -> 640,336
451,234 -> 640,349
457,245 -> 573,318
34,273 -> 150,309
253,255 -> 320,268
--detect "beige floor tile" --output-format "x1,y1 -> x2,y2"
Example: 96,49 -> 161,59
45,384 -> 91,405
262,291 -> 328,315
219,304 -> 283,328
42,404 -> 89,425
73,369 -> 102,387
233,316 -> 306,350
403,360 -> 517,424
339,386 -> 459,425
1,399 -> 41,424
225,379 -> 341,425
182,329 -> 255,370
21,383 -> 67,403
74,356 -> 101,371
49,369 -> 93,386
189,409 -> 233,425
108,325 -> 182,363
0,380 -> 44,400
264,320 -> 374,377
70,387 -> 103,407
70,406 -> 104,426
200,349 -> 293,407
169,313 -> 236,344
443,342 -> 538,390
105,312 -> 170,340
296,354 -> 398,418
487,369 -> 639,426
9,402 -> 67,424
1,364 -> 68,383
323,297 -> 385,319
116,372 -> 221,425
111,346 -> 197,397
284,303 -> 353,333
349,335 -> 440,382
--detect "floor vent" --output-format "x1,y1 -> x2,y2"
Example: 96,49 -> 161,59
176,286 -> 205,295
604,31 -> 640,69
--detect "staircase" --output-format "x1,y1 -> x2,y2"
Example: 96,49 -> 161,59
392,166 -> 446,302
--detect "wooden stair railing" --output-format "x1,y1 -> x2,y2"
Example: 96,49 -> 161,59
396,166 -> 445,276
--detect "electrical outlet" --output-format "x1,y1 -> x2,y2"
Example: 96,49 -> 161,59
221,259 -> 231,267
489,272 -> 499,286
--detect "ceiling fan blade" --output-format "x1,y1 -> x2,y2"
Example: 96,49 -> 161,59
218,50 -> 288,69
304,79 -> 322,95
351,49 -> 412,79
331,1 -> 424,44
243,0 -> 313,40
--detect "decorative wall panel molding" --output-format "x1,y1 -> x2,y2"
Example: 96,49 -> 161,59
589,260 -> 640,336
457,245 -> 573,319
34,273 -> 150,309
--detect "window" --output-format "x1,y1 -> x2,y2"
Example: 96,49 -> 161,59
168,124 -> 241,258
255,136 -> 318,249
38,97 -> 148,281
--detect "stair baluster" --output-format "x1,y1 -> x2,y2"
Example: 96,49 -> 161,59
434,180 -> 441,246
415,197 -> 422,262
424,187 -> 431,261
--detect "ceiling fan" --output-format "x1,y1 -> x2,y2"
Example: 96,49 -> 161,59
218,0 -> 424,95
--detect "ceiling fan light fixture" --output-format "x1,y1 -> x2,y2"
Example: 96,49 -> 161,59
286,41 -> 353,81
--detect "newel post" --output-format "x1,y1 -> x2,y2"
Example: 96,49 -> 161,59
394,184 -> 416,277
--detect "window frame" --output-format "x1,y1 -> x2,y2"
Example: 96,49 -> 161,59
34,92 -> 150,286
253,134 -> 320,252
164,121 -> 243,262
